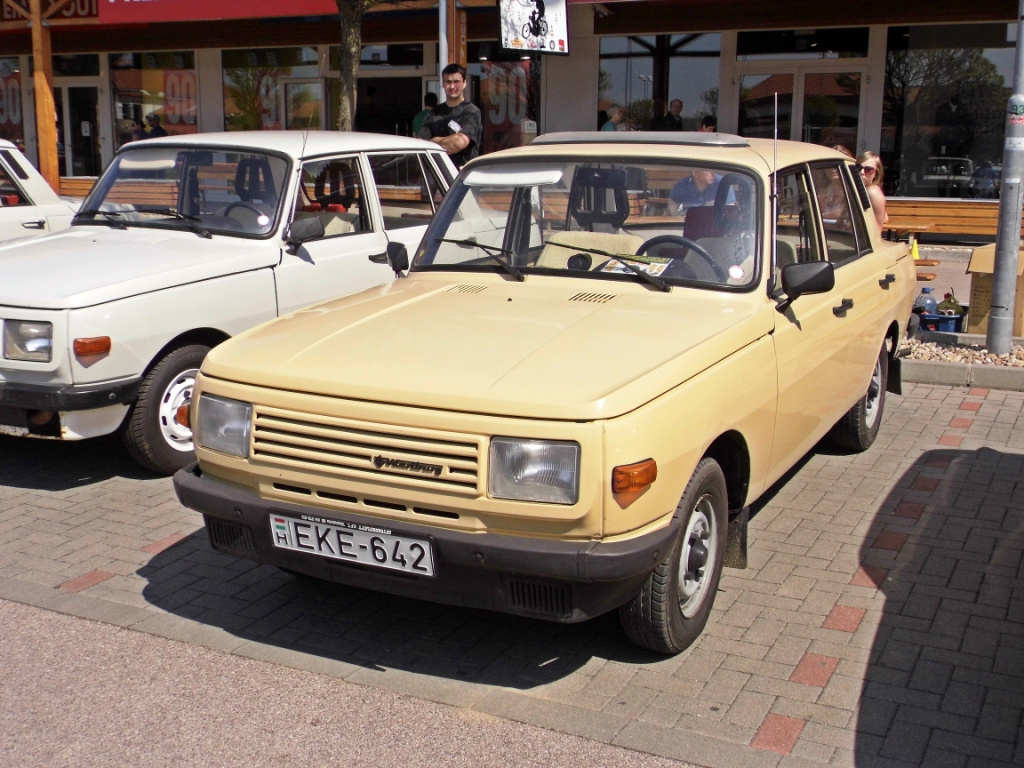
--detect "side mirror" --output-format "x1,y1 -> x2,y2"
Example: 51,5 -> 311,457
776,261 -> 835,312
284,216 -> 324,249
386,241 -> 410,275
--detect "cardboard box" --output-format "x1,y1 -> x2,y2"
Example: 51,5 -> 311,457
966,244 -> 1024,335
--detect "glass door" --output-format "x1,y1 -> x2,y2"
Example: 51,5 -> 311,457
738,67 -> 864,154
54,85 -> 102,177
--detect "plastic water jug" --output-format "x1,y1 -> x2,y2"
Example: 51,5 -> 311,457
913,286 -> 938,314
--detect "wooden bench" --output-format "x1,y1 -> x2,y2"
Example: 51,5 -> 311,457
884,198 -> 1016,239
60,176 -> 98,198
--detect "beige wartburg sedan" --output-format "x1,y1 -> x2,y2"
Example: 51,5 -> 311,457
174,133 -> 916,654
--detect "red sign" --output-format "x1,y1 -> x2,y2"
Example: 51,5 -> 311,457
0,73 -> 24,146
100,0 -> 336,24
480,61 -> 534,155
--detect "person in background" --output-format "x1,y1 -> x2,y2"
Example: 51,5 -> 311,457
146,114 -> 168,138
669,169 -> 722,214
832,144 -> 854,159
698,115 -> 717,132
858,150 -> 888,228
131,118 -> 148,141
412,92 -> 438,136
650,99 -> 683,131
601,104 -> 625,131
418,63 -> 483,169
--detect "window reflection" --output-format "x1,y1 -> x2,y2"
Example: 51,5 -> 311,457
883,24 -> 1015,198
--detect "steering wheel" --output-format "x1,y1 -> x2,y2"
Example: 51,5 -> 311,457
223,201 -> 266,228
636,235 -> 727,282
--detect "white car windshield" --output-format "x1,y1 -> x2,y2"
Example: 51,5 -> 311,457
414,159 -> 760,290
74,147 -> 289,238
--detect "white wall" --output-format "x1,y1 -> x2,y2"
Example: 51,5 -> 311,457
540,3 -> 599,134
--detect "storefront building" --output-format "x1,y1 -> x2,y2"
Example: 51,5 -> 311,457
0,0 -> 1016,201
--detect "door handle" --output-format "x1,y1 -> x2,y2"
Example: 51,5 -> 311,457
833,298 -> 854,316
21,220 -> 45,230
878,273 -> 896,288
368,251 -> 388,264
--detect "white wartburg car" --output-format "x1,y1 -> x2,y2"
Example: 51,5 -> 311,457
0,132 -> 456,474
0,139 -> 80,241
175,133 -> 916,654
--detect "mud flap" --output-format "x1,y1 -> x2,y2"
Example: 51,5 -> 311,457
725,505 -> 748,569
887,355 -> 902,396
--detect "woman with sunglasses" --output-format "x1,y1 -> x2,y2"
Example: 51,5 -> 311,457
857,151 -> 887,228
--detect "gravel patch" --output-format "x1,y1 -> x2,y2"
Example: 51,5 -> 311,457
900,336 -> 1024,366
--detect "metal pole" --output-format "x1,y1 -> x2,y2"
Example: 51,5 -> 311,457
987,0 -> 1024,354
438,0 -> 448,78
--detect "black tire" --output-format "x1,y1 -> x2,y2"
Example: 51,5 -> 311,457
829,341 -> 888,452
619,457 -> 728,654
122,344 -> 209,475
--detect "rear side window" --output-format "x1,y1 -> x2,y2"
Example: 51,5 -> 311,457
367,152 -> 446,230
810,163 -> 871,265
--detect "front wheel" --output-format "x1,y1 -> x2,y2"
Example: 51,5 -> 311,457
829,341 -> 888,452
122,344 -> 209,475
619,457 -> 728,654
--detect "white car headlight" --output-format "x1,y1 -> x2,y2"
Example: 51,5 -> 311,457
3,320 -> 52,362
195,394 -> 252,458
489,437 -> 580,505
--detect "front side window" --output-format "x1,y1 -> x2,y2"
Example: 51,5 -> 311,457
294,156 -> 365,237
775,169 -> 824,287
416,158 -> 760,290
0,150 -> 29,206
76,147 -> 288,237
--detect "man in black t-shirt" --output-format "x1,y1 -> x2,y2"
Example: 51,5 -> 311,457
418,63 -> 482,168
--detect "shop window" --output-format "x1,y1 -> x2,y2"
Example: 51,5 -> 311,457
598,34 -> 719,132
110,52 -> 197,149
883,24 -> 1016,199
222,47 -> 321,131
0,58 -> 24,150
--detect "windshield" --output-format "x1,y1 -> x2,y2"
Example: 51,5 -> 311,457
413,159 -> 760,290
75,147 -> 289,237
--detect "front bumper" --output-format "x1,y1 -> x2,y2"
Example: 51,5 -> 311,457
0,377 -> 141,436
174,463 -> 680,623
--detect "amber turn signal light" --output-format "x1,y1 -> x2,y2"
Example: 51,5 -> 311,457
73,336 -> 111,357
175,403 -> 191,429
612,459 -> 657,493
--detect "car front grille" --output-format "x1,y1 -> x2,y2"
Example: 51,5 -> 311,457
251,406 -> 482,494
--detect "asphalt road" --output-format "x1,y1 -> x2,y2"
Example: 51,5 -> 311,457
0,598 -> 699,768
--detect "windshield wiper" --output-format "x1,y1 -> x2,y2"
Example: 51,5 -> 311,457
140,208 -> 212,239
545,240 -> 671,292
436,237 -> 524,282
73,210 -> 127,229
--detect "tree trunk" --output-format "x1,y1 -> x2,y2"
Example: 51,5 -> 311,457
335,0 -> 367,131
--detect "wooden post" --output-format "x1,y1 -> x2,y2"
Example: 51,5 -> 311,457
29,0 -> 59,192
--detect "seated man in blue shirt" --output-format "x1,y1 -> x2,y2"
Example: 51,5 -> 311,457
669,170 -> 721,215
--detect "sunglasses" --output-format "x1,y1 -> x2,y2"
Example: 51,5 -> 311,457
858,165 -> 877,176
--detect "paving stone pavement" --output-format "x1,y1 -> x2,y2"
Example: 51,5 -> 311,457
1,382 -> 1022,768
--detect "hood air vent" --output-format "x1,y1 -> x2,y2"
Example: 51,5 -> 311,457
448,284 -> 488,294
569,292 -> 616,304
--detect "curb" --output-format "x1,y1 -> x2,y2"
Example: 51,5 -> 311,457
903,330 -> 1024,391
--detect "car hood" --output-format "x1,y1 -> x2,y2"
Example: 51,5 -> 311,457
202,274 -> 773,421
0,227 -> 279,309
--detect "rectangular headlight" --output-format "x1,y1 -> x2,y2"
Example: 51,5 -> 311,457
489,437 -> 580,505
3,320 -> 52,362
195,394 -> 252,458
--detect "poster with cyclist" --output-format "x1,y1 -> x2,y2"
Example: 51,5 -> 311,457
498,0 -> 568,55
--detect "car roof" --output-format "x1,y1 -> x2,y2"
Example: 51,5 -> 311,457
468,132 -> 849,175
0,138 -> 15,151
120,131 -> 445,160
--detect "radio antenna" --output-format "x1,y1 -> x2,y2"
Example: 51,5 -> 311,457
771,92 -> 779,292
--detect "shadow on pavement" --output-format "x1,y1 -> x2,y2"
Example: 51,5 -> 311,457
854,448 -> 1023,766
138,531 -> 660,689
0,433 -> 158,489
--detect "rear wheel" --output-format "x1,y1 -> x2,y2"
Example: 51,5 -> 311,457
619,457 -> 728,654
829,341 -> 888,452
122,344 -> 209,475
